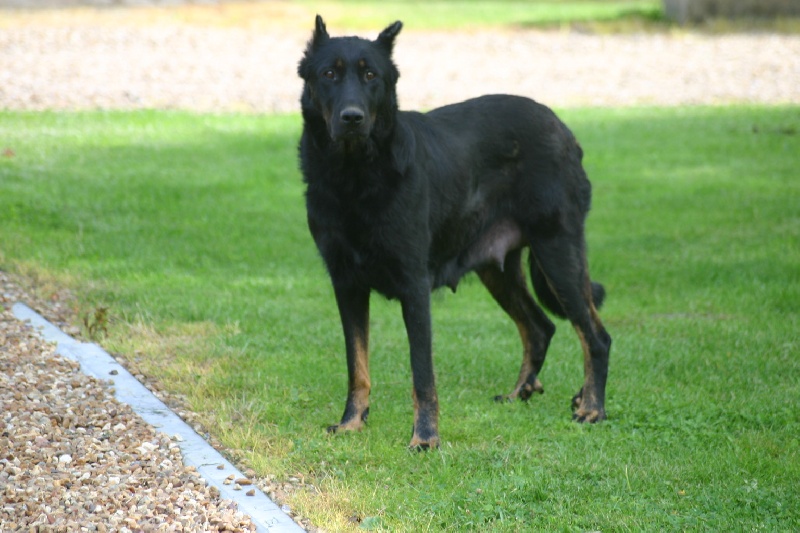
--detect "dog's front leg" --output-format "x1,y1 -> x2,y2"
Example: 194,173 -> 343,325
401,284 -> 440,450
328,283 -> 371,434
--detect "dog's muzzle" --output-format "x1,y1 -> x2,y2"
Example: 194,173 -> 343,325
330,106 -> 370,142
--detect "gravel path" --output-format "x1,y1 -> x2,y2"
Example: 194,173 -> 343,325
2,13 -> 799,532
1,273 -> 260,531
1,25 -> 799,111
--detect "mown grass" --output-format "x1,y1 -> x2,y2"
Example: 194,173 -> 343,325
0,0 -> 663,32
8,0 -> 800,35
294,0 -> 663,31
1,106 -> 799,530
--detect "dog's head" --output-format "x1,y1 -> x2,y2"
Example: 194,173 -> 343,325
298,16 -> 402,148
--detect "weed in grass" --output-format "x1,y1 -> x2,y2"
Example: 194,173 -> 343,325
83,305 -> 110,340
1,106 -> 799,530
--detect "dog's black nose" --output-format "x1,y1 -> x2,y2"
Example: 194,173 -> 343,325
340,107 -> 365,125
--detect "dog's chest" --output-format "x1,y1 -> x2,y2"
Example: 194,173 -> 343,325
334,212 -> 385,264
308,188 -> 420,297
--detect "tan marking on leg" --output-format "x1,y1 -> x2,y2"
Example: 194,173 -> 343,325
572,325 -> 596,410
338,329 -> 370,432
502,322 -> 543,400
590,302 -> 605,334
572,323 -> 606,422
409,388 -> 440,449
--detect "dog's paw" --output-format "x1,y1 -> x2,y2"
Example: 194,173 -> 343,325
327,408 -> 369,434
408,424 -> 440,451
517,378 -> 544,401
494,377 -> 544,402
570,387 -> 605,422
572,407 -> 606,424
571,387 -> 584,411
327,420 -> 364,433
408,434 -> 440,451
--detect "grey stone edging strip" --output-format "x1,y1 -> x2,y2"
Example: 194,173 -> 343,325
11,302 -> 304,533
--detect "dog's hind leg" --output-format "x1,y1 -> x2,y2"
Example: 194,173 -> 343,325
528,237 -> 611,422
328,283 -> 371,434
477,249 -> 555,402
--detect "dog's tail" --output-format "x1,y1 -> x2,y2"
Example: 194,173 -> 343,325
529,259 -> 606,319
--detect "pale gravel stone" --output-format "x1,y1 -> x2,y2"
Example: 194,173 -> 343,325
0,25 -> 798,112
1,270 -> 316,530
0,271 -> 258,531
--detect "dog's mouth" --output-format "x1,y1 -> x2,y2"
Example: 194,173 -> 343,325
328,129 -> 368,149
339,129 -> 367,139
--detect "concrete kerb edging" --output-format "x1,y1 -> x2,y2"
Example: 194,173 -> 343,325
12,302 -> 304,533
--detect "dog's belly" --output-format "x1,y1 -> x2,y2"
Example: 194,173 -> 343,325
432,217 -> 524,291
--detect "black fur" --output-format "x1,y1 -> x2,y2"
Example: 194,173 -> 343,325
298,17 -> 612,449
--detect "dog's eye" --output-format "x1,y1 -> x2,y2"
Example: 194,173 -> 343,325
322,69 -> 336,80
364,70 -> 377,82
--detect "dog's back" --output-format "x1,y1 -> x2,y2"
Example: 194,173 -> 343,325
385,95 -> 591,291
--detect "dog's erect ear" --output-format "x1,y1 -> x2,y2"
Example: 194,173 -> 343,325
312,15 -> 330,48
376,21 -> 403,54
299,15 -> 330,79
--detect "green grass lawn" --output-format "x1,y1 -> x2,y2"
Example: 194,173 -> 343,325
0,0 -> 664,32
1,105 -> 798,530
293,0 -> 662,30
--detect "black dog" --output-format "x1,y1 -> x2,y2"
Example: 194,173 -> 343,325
297,16 -> 611,449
